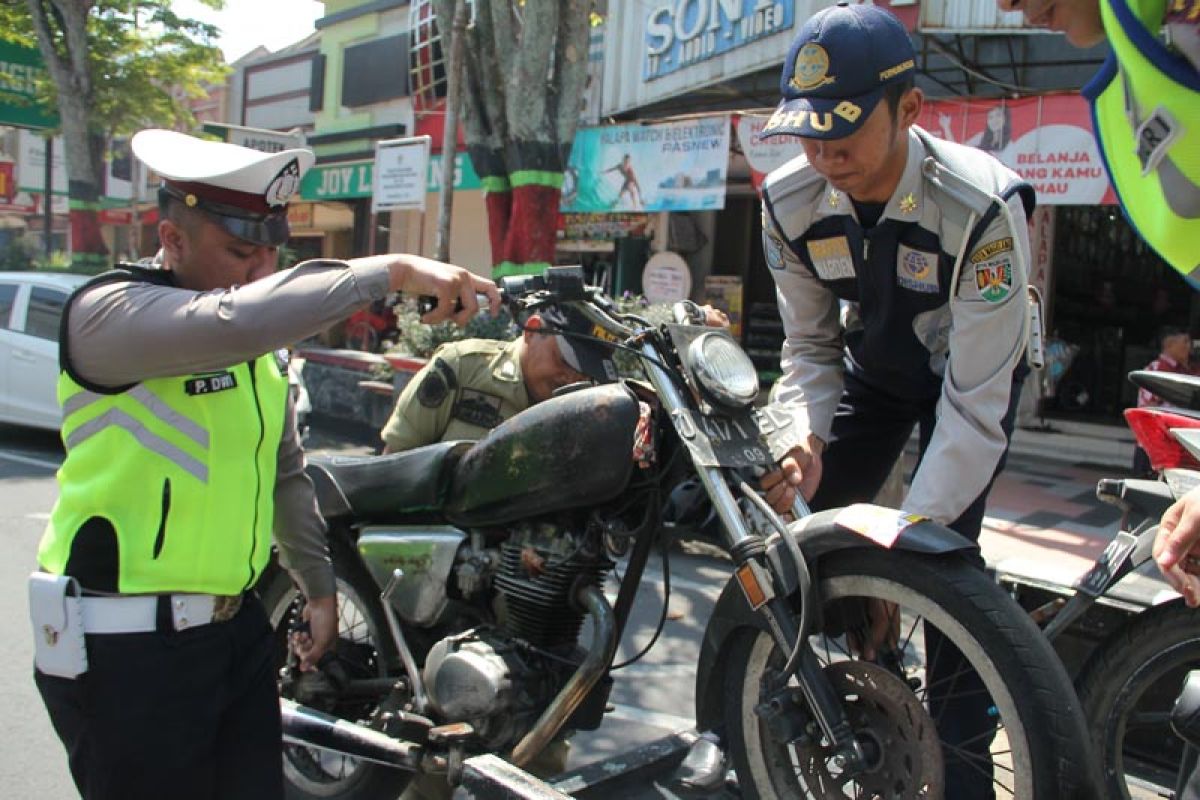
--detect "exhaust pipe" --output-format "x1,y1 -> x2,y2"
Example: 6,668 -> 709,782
280,698 -> 423,770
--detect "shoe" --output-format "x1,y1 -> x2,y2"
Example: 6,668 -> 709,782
670,732 -> 728,795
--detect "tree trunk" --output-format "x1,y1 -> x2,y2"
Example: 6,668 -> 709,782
25,0 -> 109,271
436,0 -> 592,278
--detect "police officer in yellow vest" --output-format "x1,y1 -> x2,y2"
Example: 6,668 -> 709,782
28,129 -> 498,800
998,0 -> 1200,285
381,305 -> 617,453
993,1 -> 1200,616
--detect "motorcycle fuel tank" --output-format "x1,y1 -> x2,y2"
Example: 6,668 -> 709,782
445,383 -> 640,527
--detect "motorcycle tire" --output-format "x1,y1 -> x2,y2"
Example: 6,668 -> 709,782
260,539 -> 412,800
723,549 -> 1096,800
1076,598 -> 1200,799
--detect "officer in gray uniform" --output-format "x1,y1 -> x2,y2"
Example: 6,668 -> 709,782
30,129 -> 497,800
704,4 -> 1034,798
381,305 -> 616,453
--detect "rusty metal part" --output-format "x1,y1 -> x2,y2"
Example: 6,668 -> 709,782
791,660 -> 944,799
509,584 -> 616,767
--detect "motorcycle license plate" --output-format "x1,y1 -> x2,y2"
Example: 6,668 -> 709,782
672,409 -> 772,468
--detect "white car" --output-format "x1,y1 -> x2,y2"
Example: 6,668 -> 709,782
0,271 -> 90,431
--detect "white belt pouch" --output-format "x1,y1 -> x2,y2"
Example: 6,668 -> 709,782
29,572 -> 88,679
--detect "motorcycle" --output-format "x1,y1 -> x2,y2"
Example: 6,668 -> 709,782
260,266 -> 1096,799
1031,369 -> 1200,799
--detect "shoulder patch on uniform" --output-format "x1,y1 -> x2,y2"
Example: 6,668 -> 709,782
973,258 -> 1014,304
416,358 -> 457,408
969,237 -> 1013,264
454,389 -> 503,428
764,227 -> 788,272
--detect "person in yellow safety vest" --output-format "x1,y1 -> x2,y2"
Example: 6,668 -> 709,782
1000,0 -> 1199,283
994,0 -> 1200,611
28,128 -> 499,800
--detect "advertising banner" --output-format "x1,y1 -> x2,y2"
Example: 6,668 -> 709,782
735,113 -> 804,193
919,94 -> 1114,205
0,40 -> 57,129
643,0 -> 795,81
739,94 -> 1113,205
563,115 -> 730,213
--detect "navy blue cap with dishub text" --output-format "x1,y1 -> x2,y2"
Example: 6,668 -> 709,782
759,2 -> 916,141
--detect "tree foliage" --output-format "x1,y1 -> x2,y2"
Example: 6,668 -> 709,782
0,1 -> 230,266
1,1 -> 229,137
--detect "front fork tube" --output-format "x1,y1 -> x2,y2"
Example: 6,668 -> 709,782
754,582 -> 867,772
697,463 -> 863,771
640,351 -> 863,768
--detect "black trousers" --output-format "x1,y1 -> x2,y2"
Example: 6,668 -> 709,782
35,594 -> 283,800
810,367 -> 1026,800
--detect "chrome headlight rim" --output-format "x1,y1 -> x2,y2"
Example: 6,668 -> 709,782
687,331 -> 759,410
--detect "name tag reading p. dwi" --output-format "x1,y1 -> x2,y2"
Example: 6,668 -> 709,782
185,371 -> 238,396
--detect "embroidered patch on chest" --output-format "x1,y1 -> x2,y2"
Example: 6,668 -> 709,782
805,236 -> 855,281
895,245 -> 940,293
184,371 -> 237,396
454,389 -> 503,428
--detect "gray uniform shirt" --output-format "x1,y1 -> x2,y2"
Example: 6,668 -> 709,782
66,259 -> 392,597
763,127 -> 1032,525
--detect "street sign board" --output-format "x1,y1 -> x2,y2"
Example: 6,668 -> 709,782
200,122 -> 305,154
0,40 -> 58,129
372,135 -> 431,213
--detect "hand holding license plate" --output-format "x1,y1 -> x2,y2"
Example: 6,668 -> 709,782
671,406 -> 797,468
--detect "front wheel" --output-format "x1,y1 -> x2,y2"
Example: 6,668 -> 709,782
724,549 -> 1095,799
1076,599 -> 1200,799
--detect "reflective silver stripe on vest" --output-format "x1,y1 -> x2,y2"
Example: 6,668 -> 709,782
61,390 -> 104,419
62,387 -> 210,451
129,386 -> 209,449
66,408 -> 209,483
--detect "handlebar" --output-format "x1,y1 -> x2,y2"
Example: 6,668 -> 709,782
420,265 -> 637,342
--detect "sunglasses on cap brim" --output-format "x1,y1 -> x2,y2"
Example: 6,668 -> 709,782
211,212 -> 290,247
159,184 -> 291,247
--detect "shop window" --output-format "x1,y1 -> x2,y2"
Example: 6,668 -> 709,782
1047,206 -> 1190,419
342,35 -> 410,107
309,54 -> 326,112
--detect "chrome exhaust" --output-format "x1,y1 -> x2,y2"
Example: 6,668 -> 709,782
510,584 -> 617,767
280,698 -> 423,770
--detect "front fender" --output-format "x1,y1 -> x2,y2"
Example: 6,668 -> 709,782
694,507 -> 976,731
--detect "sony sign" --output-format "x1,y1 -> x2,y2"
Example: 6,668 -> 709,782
644,0 -> 794,81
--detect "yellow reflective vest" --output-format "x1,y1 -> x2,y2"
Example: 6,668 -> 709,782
1084,0 -> 1200,284
38,271 -> 289,595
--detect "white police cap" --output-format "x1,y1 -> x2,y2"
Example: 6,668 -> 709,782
132,129 -> 316,246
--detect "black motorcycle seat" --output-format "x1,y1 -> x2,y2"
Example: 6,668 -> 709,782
1129,370 -> 1200,411
305,441 -> 473,520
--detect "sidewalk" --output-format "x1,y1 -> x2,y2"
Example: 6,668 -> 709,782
977,450 -> 1173,608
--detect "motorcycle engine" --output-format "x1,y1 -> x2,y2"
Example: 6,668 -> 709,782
422,627 -> 575,749
427,522 -> 614,749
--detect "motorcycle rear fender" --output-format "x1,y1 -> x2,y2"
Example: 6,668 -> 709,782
693,508 -> 976,732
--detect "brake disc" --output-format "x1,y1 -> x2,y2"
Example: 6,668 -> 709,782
791,660 -> 944,799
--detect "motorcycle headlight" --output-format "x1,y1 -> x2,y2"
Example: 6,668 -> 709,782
687,332 -> 759,410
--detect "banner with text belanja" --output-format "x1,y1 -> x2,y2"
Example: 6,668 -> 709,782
562,115 -> 731,214
919,94 -> 1114,205
738,94 -> 1113,205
